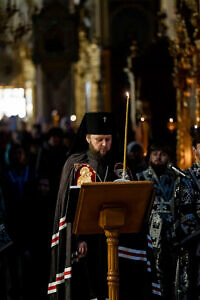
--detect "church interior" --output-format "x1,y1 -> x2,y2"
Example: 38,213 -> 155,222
0,0 -> 199,169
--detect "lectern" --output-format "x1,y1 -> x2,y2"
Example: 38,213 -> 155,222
73,181 -> 154,300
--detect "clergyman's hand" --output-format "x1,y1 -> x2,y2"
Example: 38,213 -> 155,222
78,241 -> 88,257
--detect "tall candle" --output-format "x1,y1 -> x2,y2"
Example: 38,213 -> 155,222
122,92 -> 129,178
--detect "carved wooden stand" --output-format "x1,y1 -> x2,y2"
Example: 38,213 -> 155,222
73,182 -> 154,300
99,206 -> 125,300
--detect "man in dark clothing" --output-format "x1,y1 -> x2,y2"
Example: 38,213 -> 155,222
1,143 -> 36,300
173,136 -> 200,299
36,127 -> 67,201
0,183 -> 13,300
136,142 -> 176,299
48,112 -> 119,300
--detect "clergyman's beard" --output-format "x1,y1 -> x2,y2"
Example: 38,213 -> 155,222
150,162 -> 167,176
89,143 -> 110,162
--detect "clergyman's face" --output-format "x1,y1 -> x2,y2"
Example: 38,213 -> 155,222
149,150 -> 169,166
86,134 -> 112,157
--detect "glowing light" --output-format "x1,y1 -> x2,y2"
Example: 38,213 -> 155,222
183,91 -> 191,97
141,117 -> 145,122
167,118 -> 176,132
70,114 -> 77,122
186,78 -> 193,84
0,88 -> 28,118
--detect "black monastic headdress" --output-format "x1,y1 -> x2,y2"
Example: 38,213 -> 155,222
68,112 -> 115,155
84,112 -> 114,135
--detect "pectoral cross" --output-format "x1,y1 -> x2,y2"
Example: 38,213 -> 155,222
103,116 -> 107,123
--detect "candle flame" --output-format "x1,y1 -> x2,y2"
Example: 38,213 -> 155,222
126,91 -> 129,98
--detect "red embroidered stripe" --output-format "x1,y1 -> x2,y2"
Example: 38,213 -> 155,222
48,268 -> 72,295
59,220 -> 66,227
48,284 -> 56,291
56,275 -> 64,281
64,270 -> 71,276
52,236 -> 59,243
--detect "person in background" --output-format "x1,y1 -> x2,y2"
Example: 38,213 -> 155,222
36,127 -> 67,201
17,120 -> 32,153
172,134 -> 200,299
60,117 -> 77,156
63,131 -> 76,157
0,182 -> 13,300
136,142 -> 177,299
31,123 -> 43,142
28,123 -> 44,170
0,129 -> 10,172
1,143 -> 36,300
60,116 -> 77,136
127,141 -> 147,179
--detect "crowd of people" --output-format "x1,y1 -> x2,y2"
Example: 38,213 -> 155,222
0,118 -> 76,300
1,112 -> 200,300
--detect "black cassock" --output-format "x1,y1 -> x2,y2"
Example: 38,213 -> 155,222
48,151 -> 160,300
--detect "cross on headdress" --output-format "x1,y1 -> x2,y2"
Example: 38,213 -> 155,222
83,112 -> 113,134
